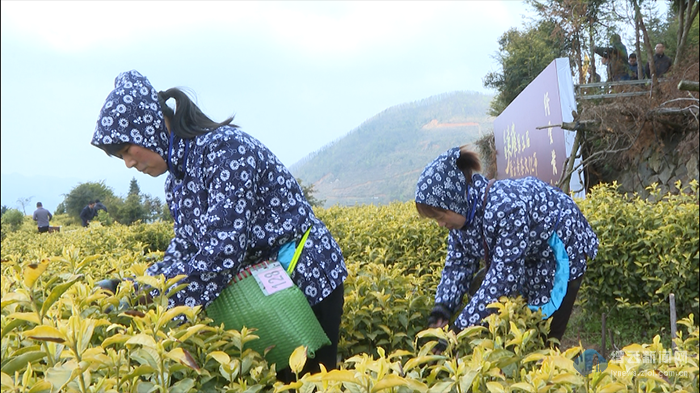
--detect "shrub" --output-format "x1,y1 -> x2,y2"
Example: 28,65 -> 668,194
577,181 -> 700,337
1,209 -> 25,240
2,183 -> 698,391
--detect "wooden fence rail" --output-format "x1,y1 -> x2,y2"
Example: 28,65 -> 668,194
575,78 -> 670,100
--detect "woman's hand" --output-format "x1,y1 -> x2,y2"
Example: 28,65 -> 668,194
427,304 -> 451,329
427,305 -> 451,354
427,315 -> 449,354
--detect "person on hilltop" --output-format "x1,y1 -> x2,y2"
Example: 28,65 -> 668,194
414,146 -> 598,346
32,202 -> 53,233
628,53 -> 639,80
90,70 -> 347,380
594,33 -> 631,81
587,65 -> 601,83
644,43 -> 672,79
80,200 -> 96,227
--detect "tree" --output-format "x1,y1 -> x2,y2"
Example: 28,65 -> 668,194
632,0 -> 655,86
62,181 -> 116,219
159,203 -> 174,222
526,0 -> 616,84
143,195 -> 165,223
117,193 -> 147,225
59,179 -> 166,225
16,196 -> 33,215
296,178 -> 325,208
128,177 -> 141,196
54,202 -> 66,215
673,0 -> 700,67
105,178 -> 149,225
483,20 -> 568,116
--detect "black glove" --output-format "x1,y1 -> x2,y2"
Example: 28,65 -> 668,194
427,304 -> 452,328
434,338 -> 448,353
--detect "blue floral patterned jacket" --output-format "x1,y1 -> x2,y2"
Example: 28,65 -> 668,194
436,174 -> 598,329
145,127 -> 348,308
91,70 -> 347,310
415,147 -> 598,331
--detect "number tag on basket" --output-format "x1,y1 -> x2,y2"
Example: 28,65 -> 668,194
252,261 -> 294,296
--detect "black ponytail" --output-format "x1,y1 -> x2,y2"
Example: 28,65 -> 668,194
456,145 -> 481,184
158,88 -> 237,138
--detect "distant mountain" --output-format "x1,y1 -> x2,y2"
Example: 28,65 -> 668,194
290,91 -> 494,207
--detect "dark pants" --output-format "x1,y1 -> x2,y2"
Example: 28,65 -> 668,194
547,276 -> 583,345
278,283 -> 344,383
38,226 -> 49,233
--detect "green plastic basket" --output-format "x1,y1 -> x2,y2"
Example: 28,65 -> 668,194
206,261 -> 330,369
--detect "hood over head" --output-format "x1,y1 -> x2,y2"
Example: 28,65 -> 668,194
91,70 -> 170,162
415,147 -> 470,217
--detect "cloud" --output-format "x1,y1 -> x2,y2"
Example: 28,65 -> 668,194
1,1 -> 228,52
1,0 -> 533,207
253,2 -> 520,58
1,1 -> 522,56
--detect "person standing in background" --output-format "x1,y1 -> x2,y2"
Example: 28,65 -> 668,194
594,34 -> 631,81
628,53 -> 639,79
644,43 -> 672,79
587,66 -> 601,83
80,200 -> 96,227
33,202 -> 53,233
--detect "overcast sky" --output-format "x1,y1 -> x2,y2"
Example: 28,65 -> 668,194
1,1 -> 534,210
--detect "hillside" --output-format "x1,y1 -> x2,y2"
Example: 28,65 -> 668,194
290,91 -> 494,207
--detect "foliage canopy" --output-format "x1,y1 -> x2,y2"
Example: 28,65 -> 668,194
483,20 -> 568,116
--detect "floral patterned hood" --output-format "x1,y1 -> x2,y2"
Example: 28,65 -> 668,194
415,147 -> 472,217
91,70 -> 170,162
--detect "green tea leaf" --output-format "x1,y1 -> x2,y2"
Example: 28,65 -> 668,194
40,275 -> 83,318
1,351 -> 46,374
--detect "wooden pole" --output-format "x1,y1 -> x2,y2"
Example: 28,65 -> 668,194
670,293 -> 677,352
609,328 -> 615,353
559,129 -> 581,194
601,312 -> 606,358
678,80 -> 700,91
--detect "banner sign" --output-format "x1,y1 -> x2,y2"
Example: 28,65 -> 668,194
494,58 -> 583,196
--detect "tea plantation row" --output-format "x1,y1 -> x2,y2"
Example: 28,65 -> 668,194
1,181 -> 697,392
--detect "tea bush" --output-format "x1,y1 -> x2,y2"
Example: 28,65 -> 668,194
2,252 -> 697,392
0,210 -> 28,241
2,181 -> 698,392
319,202 -> 447,279
576,181 -> 700,335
